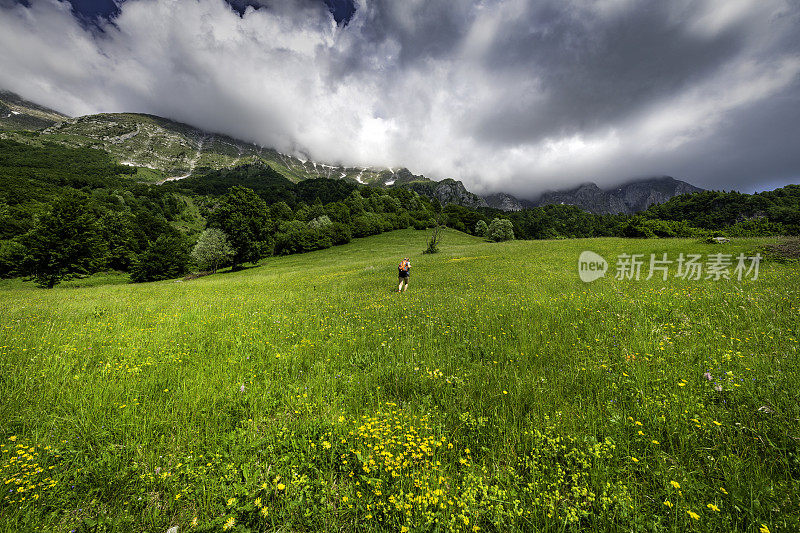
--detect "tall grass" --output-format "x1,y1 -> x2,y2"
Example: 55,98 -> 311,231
1,230 -> 798,532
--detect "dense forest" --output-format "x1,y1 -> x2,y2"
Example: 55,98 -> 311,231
0,139 -> 797,286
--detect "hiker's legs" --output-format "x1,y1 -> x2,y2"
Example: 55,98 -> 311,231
402,278 -> 409,291
398,277 -> 408,292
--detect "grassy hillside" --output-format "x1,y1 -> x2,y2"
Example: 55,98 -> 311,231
1,231 -> 798,532
0,91 -> 68,132
1,110 -> 409,185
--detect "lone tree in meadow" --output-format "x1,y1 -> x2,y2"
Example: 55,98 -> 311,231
488,218 -> 515,242
424,212 -> 445,254
191,228 -> 234,273
208,186 -> 273,269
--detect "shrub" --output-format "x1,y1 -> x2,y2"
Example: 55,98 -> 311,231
352,214 -> 383,238
274,221 -> 332,255
325,222 -> 352,245
622,217 -> 656,238
726,217 -> 786,237
394,212 -> 412,230
412,219 -> 429,230
625,217 -> 709,238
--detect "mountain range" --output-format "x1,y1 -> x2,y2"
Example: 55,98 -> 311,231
0,90 -> 703,213
526,178 -> 704,215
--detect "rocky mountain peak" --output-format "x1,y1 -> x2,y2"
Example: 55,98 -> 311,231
530,176 -> 703,214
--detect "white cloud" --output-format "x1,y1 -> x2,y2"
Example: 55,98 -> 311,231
0,0 -> 798,197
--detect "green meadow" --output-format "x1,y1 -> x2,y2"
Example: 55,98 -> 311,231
1,229 -> 798,532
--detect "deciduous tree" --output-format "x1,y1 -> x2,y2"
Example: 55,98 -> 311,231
130,232 -> 190,282
488,218 -> 515,242
191,228 -> 234,273
208,186 -> 272,269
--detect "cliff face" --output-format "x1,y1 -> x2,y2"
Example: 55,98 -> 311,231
608,177 -> 703,213
434,179 -> 489,208
406,176 -> 703,213
405,178 -> 488,208
536,183 -> 628,214
482,192 -> 523,211
533,177 -> 703,214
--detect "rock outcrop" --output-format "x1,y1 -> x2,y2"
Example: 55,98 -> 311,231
608,177 -> 703,213
405,178 -> 488,208
532,177 -> 703,214
481,192 -> 524,211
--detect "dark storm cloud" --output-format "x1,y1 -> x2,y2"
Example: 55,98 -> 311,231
473,3 -> 749,145
0,0 -> 798,197
356,1 -> 473,65
663,75 -> 800,193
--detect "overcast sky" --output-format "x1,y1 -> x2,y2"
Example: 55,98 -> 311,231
1,0 -> 798,197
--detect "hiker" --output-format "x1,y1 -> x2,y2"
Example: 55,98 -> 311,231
398,257 -> 411,292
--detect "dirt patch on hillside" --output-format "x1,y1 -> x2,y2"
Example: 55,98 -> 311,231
183,271 -> 213,280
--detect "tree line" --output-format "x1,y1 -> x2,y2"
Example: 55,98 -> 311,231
1,139 -> 797,287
